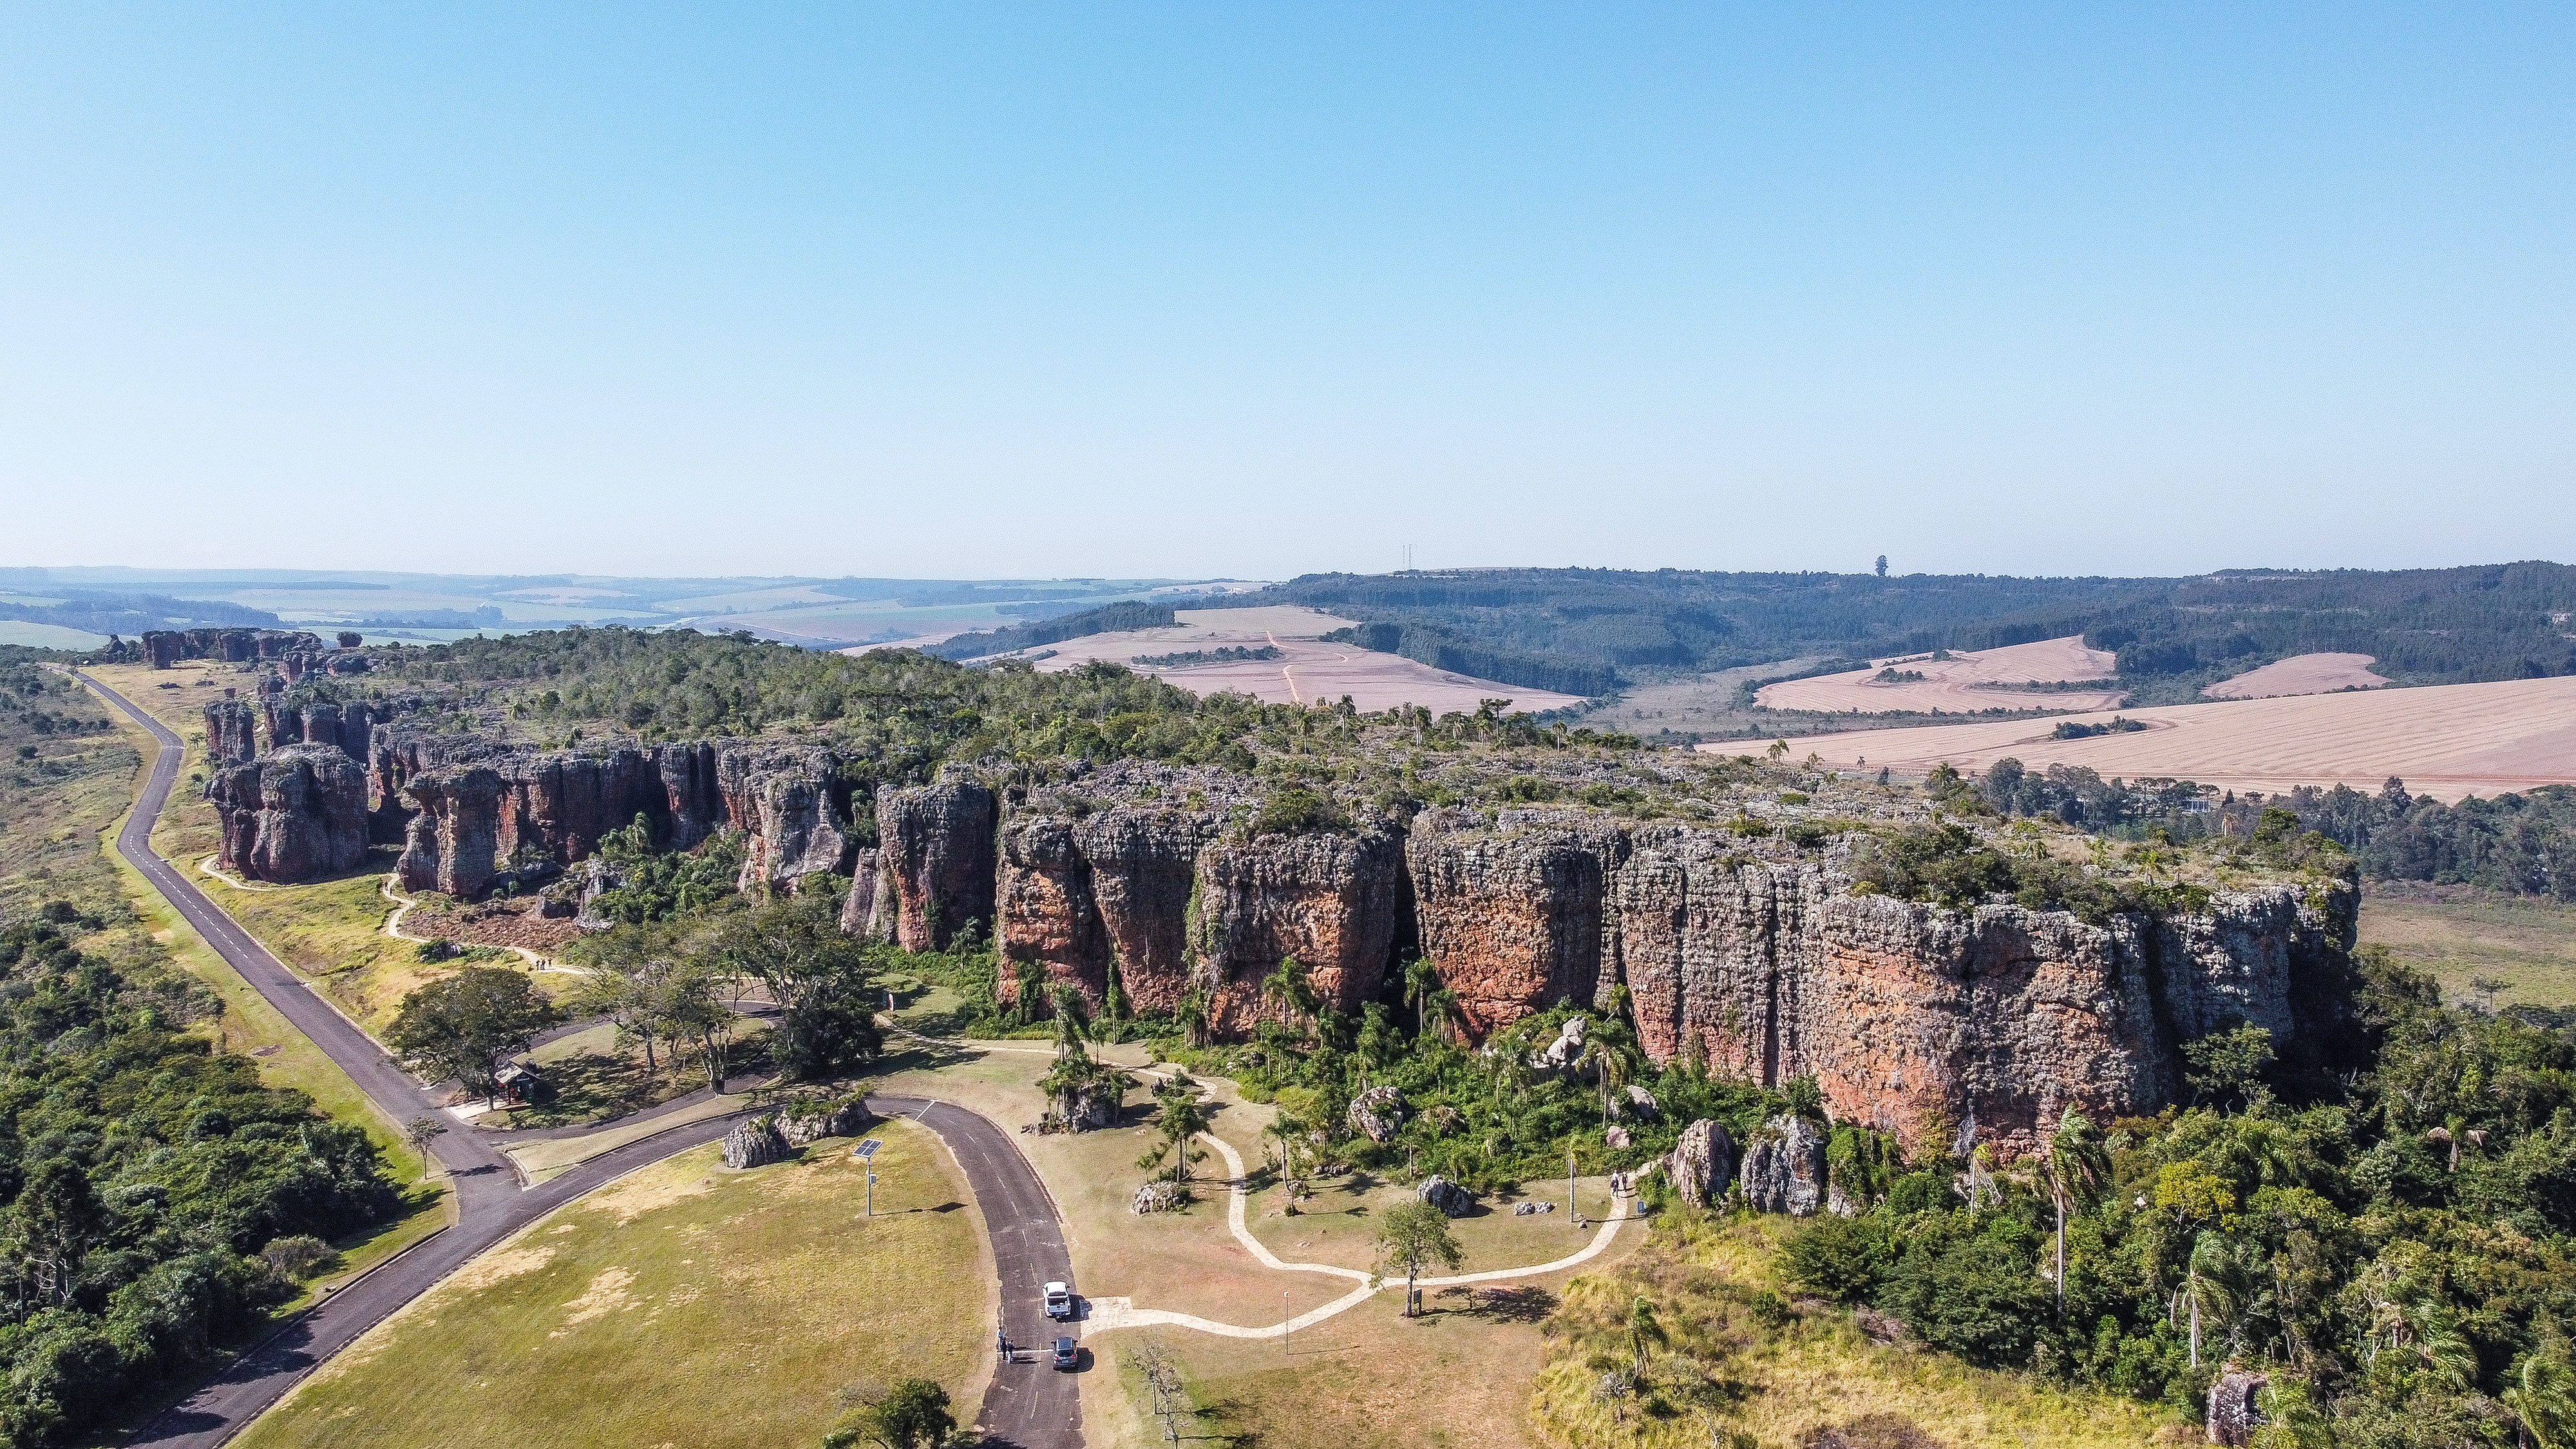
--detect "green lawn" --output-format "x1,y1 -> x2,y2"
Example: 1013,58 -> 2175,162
237,1125 -> 992,1449
2360,884 -> 2576,1010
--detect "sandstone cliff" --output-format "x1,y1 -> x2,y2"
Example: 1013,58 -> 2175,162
209,744 -> 370,882
203,699 -> 258,766
142,629 -> 321,668
877,777 -> 997,951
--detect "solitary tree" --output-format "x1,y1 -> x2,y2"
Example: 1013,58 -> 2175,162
386,966 -> 561,1106
1374,1200 -> 1464,1316
713,891 -> 882,1081
1137,1075 -> 1211,1185
402,1116 -> 448,1182
823,1377 -> 955,1449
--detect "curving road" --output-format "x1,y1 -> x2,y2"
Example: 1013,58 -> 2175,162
77,672 -> 1080,1449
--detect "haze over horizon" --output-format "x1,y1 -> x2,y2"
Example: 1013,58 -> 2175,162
5,6 -> 2571,580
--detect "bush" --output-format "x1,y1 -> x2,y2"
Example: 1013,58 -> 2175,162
1781,1215 -> 1890,1302
1247,786 -> 1350,837
258,1235 -> 339,1280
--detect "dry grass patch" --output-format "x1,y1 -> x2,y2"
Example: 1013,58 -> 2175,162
1527,1213 -> 2172,1449
238,1126 -> 990,1449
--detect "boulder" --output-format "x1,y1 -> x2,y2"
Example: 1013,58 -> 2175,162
776,1096 -> 875,1147
1605,1126 -> 1633,1150
1741,1115 -> 1828,1216
1535,1014 -> 1588,1072
1063,1081 -> 1123,1133
1347,1084 -> 1410,1143
1666,1119 -> 1738,1209
1620,1084 -> 1660,1120
2206,1367 -> 2266,1446
1132,1180 -> 1189,1214
721,1117 -> 791,1169
1417,1177 -> 1475,1218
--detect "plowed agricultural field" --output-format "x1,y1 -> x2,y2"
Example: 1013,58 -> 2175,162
1025,605 -> 1587,714
1742,675 -> 2576,802
2204,652 -> 2391,699
1756,636 -> 2123,715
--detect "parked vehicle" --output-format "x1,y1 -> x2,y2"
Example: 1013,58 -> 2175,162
1043,1282 -> 1073,1320
1052,1336 -> 1079,1370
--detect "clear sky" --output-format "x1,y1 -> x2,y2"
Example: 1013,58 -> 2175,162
3,5 -> 2570,580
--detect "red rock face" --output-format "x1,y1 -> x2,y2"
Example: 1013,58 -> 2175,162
996,816 -> 1106,1004
141,629 -> 320,668
202,699 -> 258,766
390,737 -> 837,902
209,744 -> 370,883
875,780 -> 998,951
1407,810 -> 1618,1041
1191,830 -> 1405,1036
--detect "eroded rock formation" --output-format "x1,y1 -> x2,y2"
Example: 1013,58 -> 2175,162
143,629 -> 321,668
876,777 -> 997,951
204,699 -> 257,766
1739,1115 -> 1828,1216
209,744 -> 370,883
392,739 -> 831,901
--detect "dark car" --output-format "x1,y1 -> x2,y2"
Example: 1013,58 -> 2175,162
1051,1336 -> 1078,1370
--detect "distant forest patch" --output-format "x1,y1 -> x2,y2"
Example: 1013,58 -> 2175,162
1133,645 -> 1280,668
1203,562 -> 2576,700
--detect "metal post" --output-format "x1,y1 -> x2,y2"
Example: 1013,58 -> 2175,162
1569,1148 -> 1577,1227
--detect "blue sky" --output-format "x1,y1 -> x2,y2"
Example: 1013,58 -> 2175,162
3,5 -> 2570,579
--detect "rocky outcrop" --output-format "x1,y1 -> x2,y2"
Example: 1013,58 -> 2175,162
877,778 -> 997,950
993,787 -> 1229,1011
776,1095 -> 874,1147
1348,1085 -> 1409,1143
142,629 -> 321,668
1591,823 -> 2354,1159
1740,1115 -> 1827,1216
209,744 -> 370,883
204,699 -> 258,766
1191,827 -> 1405,1035
720,744 -> 857,895
840,848 -> 886,940
722,1117 -> 792,1169
1666,1119 -> 1736,1209
1407,810 -> 1620,1039
1417,1177 -> 1475,1217
2207,1367 -> 2267,1446
392,738 -> 826,901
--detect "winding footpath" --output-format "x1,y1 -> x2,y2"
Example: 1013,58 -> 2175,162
75,672 -> 1084,1449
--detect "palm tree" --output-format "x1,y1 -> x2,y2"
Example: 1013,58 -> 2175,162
1048,983 -> 1092,1062
1401,956 -> 1442,1036
1137,1076 -> 1212,1186
1262,956 -> 1317,1034
2504,1347 -> 2576,1449
1627,1296 -> 1667,1381
2176,1232 -> 2242,1369
2042,1110 -> 2112,1315
1175,981 -> 1215,1050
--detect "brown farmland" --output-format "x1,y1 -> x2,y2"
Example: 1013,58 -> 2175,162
1023,605 -> 1587,714
2204,651 -> 2392,699
1735,674 -> 2576,802
1756,635 -> 2124,715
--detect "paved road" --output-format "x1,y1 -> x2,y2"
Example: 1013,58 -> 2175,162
869,1097 -> 1083,1449
79,672 -> 1083,1449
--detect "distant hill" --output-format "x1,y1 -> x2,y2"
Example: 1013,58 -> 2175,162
1208,563 -> 2576,700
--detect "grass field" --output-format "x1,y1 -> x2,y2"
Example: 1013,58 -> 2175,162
1759,673 -> 2576,801
0,619 -> 111,649
2360,882 -> 2576,1010
235,1126 -> 992,1449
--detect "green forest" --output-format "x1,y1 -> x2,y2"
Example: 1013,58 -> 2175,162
1218,562 -> 2576,699
0,907 -> 400,1444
